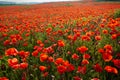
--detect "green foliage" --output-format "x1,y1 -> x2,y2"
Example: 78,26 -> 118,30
114,9 -> 120,18
64,3 -> 72,7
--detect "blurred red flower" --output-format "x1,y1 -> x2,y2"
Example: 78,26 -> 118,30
81,59 -> 89,65
112,59 -> 120,68
20,62 -> 28,69
73,76 -> 81,80
32,50 -> 39,57
93,63 -> 103,72
83,53 -> 91,59
57,65 -> 66,74
77,66 -> 86,74
77,46 -> 88,53
5,48 -> 18,56
104,66 -> 118,74
55,58 -> 64,65
57,40 -> 65,47
95,36 -> 101,40
104,44 -> 112,51
0,77 -> 9,80
8,58 -> 18,67
39,66 -> 47,72
72,53 -> 79,60
40,53 -> 48,62
102,53 -> 112,62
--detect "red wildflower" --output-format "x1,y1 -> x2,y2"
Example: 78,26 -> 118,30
77,66 -> 86,74
98,48 -> 104,54
73,76 -> 81,80
95,36 -> 101,40
37,40 -> 42,45
63,60 -> 69,66
32,50 -> 39,57
83,53 -> 91,59
40,53 -> 48,62
12,64 -> 20,69
4,40 -> 10,46
111,34 -> 117,40
0,77 -> 9,80
72,53 -> 79,60
104,66 -> 118,74
5,48 -> 18,56
43,72 -> 48,77
77,46 -> 88,53
81,59 -> 89,65
100,23 -> 104,28
112,59 -> 120,68
66,64 -> 75,72
55,58 -> 64,65
93,63 -> 103,72
57,65 -> 66,74
11,38 -> 17,44
39,66 -> 47,72
102,29 -> 108,34
67,35 -> 73,40
104,44 -> 112,51
19,51 -> 29,58
81,35 -> 91,41
20,62 -> 28,69
57,40 -> 65,47
48,56 -> 54,62
8,58 -> 18,67
102,53 -> 112,62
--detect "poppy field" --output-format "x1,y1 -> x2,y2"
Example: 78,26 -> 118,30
0,1 -> 120,80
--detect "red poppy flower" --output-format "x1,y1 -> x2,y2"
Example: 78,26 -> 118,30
98,48 -> 104,54
39,66 -> 47,72
48,56 -> 54,62
8,58 -> 18,67
104,66 -> 118,74
81,35 -> 91,41
66,64 -> 75,72
102,30 -> 108,34
77,46 -> 88,53
83,53 -> 91,59
0,77 -> 9,80
104,44 -> 112,51
73,76 -> 81,80
102,53 -> 112,62
57,65 -> 66,74
40,53 -> 48,62
57,40 -> 65,47
81,59 -> 89,65
4,40 -> 10,46
93,63 -> 103,72
12,64 -> 20,69
95,36 -> 101,40
112,59 -> 120,68
55,58 -> 64,65
32,50 -> 39,57
72,53 -> 79,60
19,51 -> 30,58
20,62 -> 28,69
111,34 -> 117,40
77,66 -> 86,74
43,72 -> 48,77
5,48 -> 18,56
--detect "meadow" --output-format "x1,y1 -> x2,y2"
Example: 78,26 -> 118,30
0,1 -> 120,80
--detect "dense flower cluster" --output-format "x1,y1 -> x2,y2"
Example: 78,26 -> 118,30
0,1 -> 120,80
